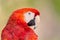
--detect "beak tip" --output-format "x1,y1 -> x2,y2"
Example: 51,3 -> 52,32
34,27 -> 36,29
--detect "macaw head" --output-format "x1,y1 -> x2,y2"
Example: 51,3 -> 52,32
9,8 -> 40,30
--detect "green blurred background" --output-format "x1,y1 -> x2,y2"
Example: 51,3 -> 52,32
0,0 -> 60,40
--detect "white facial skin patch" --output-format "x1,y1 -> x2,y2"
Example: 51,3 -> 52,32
24,11 -> 35,23
24,11 -> 40,34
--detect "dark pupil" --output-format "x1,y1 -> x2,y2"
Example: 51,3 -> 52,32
28,13 -> 31,15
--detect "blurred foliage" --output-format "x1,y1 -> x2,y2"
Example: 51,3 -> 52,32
52,0 -> 60,16
27,0 -> 34,7
1,0 -> 28,15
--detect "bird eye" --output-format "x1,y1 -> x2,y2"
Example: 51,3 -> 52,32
28,13 -> 31,15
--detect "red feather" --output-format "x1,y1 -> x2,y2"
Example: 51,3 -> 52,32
1,8 -> 39,40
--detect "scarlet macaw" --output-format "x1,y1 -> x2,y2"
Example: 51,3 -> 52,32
1,8 -> 40,40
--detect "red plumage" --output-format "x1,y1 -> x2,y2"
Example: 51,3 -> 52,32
1,8 -> 40,40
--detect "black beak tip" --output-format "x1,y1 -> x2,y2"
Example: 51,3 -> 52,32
34,27 -> 36,29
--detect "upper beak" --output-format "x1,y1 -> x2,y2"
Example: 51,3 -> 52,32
34,15 -> 40,29
35,15 -> 40,29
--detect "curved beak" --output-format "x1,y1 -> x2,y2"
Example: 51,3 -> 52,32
27,15 -> 40,30
35,15 -> 40,29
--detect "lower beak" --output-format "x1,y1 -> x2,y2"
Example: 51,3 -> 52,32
27,15 -> 40,30
27,18 -> 35,26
